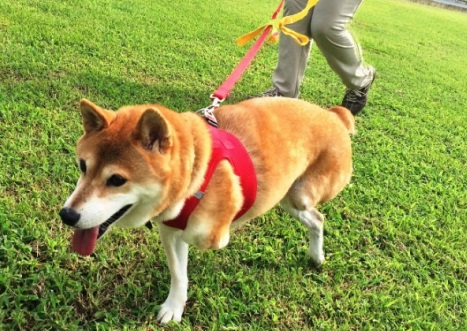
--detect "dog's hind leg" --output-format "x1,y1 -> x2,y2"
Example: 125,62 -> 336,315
281,195 -> 325,265
156,223 -> 189,324
281,148 -> 352,265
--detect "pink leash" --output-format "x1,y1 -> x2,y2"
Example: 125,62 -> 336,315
198,0 -> 285,126
212,0 -> 285,101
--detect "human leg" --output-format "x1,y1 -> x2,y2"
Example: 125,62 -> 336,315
310,0 -> 375,113
272,0 -> 313,98
311,0 -> 373,90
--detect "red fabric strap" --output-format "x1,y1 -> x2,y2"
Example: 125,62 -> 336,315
163,126 -> 257,230
212,0 -> 285,101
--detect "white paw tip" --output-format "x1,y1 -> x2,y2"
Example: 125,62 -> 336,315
157,303 -> 184,324
309,249 -> 325,266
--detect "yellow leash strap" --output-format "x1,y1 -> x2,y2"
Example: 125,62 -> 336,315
237,0 -> 319,47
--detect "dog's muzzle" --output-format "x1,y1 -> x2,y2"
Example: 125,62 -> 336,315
59,204 -> 133,238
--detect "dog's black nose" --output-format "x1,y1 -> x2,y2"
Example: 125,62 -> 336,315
59,207 -> 81,226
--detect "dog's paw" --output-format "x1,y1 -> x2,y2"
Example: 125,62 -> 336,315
309,247 -> 325,266
182,228 -> 230,250
157,299 -> 185,324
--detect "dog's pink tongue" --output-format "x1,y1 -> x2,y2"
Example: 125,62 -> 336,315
72,227 -> 99,256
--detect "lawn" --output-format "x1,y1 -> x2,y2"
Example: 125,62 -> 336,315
1,0 -> 466,330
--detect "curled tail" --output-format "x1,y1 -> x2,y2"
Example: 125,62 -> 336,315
328,106 -> 356,135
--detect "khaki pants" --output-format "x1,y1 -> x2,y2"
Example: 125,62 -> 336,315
273,0 -> 374,97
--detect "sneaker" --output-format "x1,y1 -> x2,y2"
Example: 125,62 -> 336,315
342,69 -> 376,115
249,86 -> 284,99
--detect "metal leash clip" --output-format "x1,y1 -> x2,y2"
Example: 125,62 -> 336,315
196,95 -> 225,128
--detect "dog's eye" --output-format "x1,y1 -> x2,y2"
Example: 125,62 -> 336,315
79,159 -> 86,173
107,174 -> 127,187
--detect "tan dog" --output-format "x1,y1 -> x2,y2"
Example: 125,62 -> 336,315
59,97 -> 354,323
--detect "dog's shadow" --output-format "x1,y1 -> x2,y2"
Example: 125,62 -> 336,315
67,220 -> 323,328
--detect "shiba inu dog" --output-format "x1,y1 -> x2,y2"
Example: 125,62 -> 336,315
59,97 -> 354,324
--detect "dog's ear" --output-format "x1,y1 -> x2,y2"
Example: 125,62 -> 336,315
134,108 -> 172,153
80,99 -> 114,133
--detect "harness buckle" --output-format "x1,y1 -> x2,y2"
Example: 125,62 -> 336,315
196,95 -> 225,128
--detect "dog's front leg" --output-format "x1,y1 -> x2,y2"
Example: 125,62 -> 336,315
156,223 -> 189,324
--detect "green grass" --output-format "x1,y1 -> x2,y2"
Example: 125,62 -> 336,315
1,0 -> 466,329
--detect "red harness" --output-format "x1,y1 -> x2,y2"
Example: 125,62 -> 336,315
163,126 -> 257,230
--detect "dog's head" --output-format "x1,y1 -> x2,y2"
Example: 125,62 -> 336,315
60,99 -> 175,256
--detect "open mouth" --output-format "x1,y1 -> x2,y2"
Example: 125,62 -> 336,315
98,204 -> 133,239
72,204 -> 133,256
